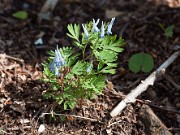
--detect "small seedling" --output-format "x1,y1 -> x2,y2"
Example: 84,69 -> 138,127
159,23 -> 174,38
12,10 -> 28,20
128,52 -> 154,73
42,18 -> 124,110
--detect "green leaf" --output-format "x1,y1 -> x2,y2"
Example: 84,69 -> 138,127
71,61 -> 86,75
43,67 -> 50,76
128,53 -> 154,73
57,99 -> 64,105
74,41 -> 83,48
82,75 -> 105,95
97,61 -> 104,71
67,24 -> 80,42
60,47 -> 79,66
43,92 -> 53,99
60,47 -> 74,58
99,50 -> 117,63
94,75 -> 105,90
99,63 -> 117,74
106,46 -> 124,52
100,68 -> 116,74
68,101 -> 76,109
164,25 -> 174,38
12,11 -> 28,20
64,102 -> 68,110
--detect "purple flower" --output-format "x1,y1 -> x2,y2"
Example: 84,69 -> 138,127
100,21 -> 105,38
54,46 -> 66,67
107,17 -> 115,35
49,45 -> 66,77
87,62 -> 93,73
55,66 -> 60,77
49,59 -> 55,72
92,19 -> 100,33
82,24 -> 89,39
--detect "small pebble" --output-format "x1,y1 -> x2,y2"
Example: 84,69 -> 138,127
38,124 -> 45,133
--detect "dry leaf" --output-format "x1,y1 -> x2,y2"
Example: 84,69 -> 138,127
106,9 -> 124,19
66,115 -> 74,121
107,81 -> 114,90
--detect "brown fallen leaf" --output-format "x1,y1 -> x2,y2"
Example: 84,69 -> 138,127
105,9 -> 124,19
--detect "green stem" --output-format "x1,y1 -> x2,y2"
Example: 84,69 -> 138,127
89,38 -> 100,61
82,47 -> 86,60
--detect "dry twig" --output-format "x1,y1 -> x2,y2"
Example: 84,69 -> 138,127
164,74 -> 180,90
0,53 -> 24,63
42,112 -> 102,123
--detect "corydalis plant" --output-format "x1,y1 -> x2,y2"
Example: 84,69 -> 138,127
42,17 -> 124,110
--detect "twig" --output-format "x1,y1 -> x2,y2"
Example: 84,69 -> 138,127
168,128 -> 180,131
0,53 -> 24,63
164,74 -> 180,90
42,112 -> 102,123
146,102 -> 180,114
110,51 -> 180,117
39,103 -> 55,118
135,99 -> 180,114
107,120 -> 123,128
119,22 -> 130,36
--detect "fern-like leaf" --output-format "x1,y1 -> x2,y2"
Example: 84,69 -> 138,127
67,24 -> 80,42
71,61 -> 87,75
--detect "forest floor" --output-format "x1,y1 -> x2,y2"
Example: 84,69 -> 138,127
0,0 -> 180,134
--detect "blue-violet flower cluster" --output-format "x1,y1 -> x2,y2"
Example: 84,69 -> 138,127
49,46 -> 66,76
82,17 -> 115,39
86,61 -> 93,73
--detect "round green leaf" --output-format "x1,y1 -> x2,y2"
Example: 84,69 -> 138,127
12,11 -> 28,20
128,53 -> 154,73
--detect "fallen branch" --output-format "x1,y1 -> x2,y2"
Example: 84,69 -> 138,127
110,51 -> 180,117
138,105 -> 172,135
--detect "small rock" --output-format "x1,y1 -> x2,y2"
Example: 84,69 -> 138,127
38,124 -> 45,133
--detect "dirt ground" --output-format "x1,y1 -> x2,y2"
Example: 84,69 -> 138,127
0,0 -> 180,134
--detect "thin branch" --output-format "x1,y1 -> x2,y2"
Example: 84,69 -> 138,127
0,53 -> 24,63
42,112 -> 102,123
107,120 -> 123,128
164,74 -> 180,90
146,102 -> 180,114
110,51 -> 180,117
